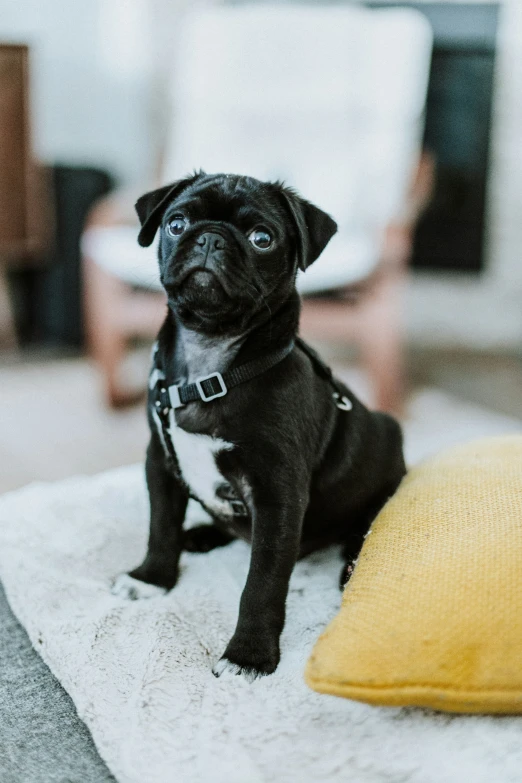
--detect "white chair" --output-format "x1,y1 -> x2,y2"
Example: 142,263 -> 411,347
82,3 -> 432,408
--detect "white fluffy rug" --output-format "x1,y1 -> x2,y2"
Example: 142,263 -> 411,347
1,388 -> 522,783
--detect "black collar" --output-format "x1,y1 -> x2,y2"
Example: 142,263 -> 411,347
151,336 -> 353,415
152,340 -> 295,413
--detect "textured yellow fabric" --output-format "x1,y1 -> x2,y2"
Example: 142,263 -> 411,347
306,436 -> 522,714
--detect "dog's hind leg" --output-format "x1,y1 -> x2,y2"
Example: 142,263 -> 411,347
338,481 -> 404,590
183,525 -> 235,553
339,532 -> 368,590
339,500 -> 388,589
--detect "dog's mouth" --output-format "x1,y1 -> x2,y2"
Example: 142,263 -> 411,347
165,266 -> 223,292
165,266 -> 231,313
184,269 -> 221,290
162,254 -> 264,330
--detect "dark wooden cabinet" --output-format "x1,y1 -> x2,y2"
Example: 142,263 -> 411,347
0,44 -> 30,254
0,44 -> 53,347
0,43 -> 52,264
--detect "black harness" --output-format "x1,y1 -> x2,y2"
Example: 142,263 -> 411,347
153,340 -> 295,413
150,336 -> 352,420
293,338 -> 354,412
150,337 -> 352,518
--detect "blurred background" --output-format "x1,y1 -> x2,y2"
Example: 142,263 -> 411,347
1,0 -> 521,493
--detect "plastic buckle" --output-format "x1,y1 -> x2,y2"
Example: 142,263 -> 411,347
196,372 -> 228,402
168,384 -> 184,409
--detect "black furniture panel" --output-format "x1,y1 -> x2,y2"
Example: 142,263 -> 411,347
13,165 -> 113,347
369,2 -> 500,273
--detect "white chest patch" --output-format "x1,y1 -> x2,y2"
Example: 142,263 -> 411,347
165,411 -> 235,516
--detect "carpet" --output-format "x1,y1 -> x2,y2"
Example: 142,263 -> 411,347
0,581 -> 115,783
0,388 -> 521,783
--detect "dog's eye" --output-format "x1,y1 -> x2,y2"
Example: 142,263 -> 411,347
166,216 -> 187,237
248,229 -> 272,250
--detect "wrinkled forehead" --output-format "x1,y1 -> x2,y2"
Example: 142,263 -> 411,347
164,175 -> 286,226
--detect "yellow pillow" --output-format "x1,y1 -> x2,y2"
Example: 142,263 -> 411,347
306,436 -> 522,714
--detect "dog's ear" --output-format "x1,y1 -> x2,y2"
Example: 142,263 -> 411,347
278,186 -> 337,271
135,173 -> 203,247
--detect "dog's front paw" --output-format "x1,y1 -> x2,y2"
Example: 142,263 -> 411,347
212,636 -> 280,682
111,573 -> 167,601
212,658 -> 260,683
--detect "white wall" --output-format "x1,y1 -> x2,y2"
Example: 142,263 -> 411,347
0,0 -> 156,185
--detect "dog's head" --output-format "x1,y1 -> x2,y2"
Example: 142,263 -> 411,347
136,172 -> 337,334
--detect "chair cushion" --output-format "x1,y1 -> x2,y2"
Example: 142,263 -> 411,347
82,224 -> 378,293
306,436 -> 522,714
81,226 -> 162,290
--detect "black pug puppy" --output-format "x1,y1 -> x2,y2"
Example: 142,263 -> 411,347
112,171 -> 406,680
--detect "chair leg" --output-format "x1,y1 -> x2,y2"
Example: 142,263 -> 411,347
360,314 -> 404,415
83,256 -> 141,408
359,269 -> 406,416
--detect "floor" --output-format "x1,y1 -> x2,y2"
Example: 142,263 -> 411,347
2,367 -> 522,783
408,347 -> 522,420
0,354 -> 149,494
1,346 -> 521,495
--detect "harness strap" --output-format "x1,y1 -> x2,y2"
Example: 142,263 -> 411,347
294,337 -> 336,384
152,336 -> 352,415
162,340 -> 295,409
294,337 -> 354,411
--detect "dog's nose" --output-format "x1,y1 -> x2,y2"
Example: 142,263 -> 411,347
196,232 -> 225,251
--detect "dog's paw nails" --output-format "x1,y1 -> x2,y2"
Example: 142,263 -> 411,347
110,573 -> 167,601
212,658 -> 260,683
